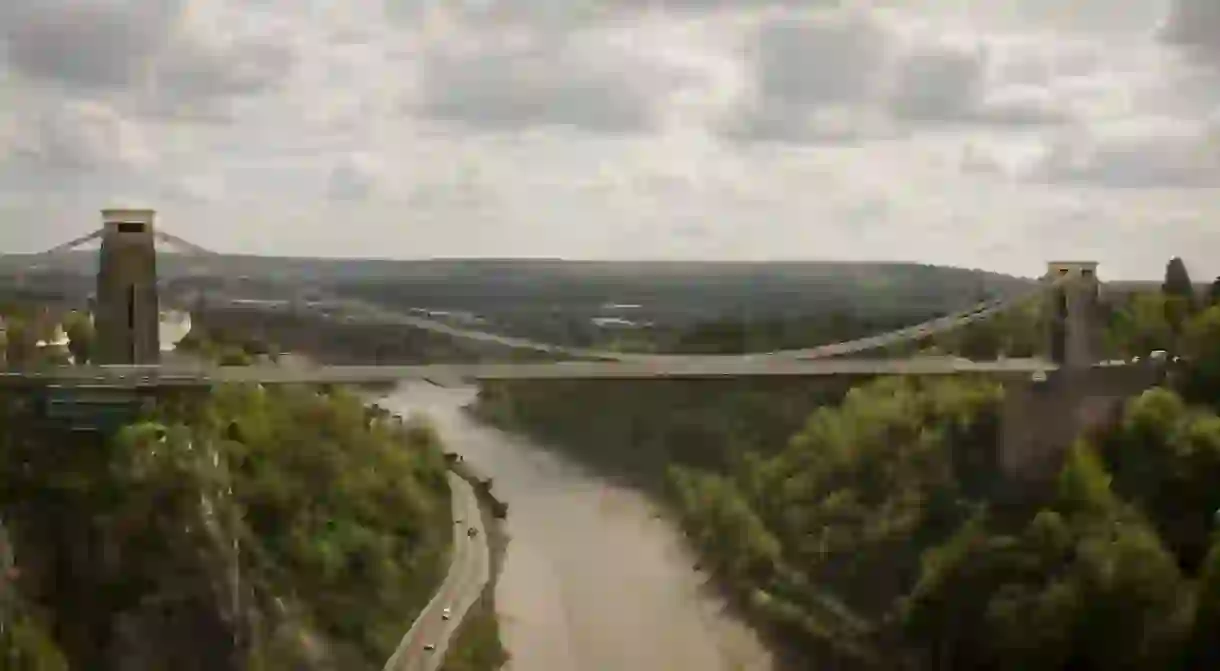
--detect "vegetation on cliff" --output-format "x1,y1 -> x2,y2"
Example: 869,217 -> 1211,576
0,382 -> 455,670
472,260 -> 1220,669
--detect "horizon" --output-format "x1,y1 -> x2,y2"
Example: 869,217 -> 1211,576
3,245 -> 1198,284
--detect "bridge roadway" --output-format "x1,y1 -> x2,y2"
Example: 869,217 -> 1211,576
0,357 -> 1059,387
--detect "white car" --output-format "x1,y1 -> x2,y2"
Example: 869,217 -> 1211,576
424,643 -> 435,652
442,607 -> 451,621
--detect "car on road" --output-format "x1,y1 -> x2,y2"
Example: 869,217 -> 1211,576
424,643 -> 435,652
467,527 -> 478,538
442,607 -> 451,621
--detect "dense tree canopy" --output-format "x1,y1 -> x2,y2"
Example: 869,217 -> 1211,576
0,383 -> 455,670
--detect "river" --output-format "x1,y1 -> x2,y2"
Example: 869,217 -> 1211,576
380,382 -> 774,671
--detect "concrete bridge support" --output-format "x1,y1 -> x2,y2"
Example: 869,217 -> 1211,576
1044,261 -> 1103,369
94,209 -> 160,365
999,366 -> 1162,478
999,262 -> 1161,478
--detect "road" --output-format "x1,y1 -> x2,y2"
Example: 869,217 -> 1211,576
0,357 -> 1063,387
382,472 -> 490,671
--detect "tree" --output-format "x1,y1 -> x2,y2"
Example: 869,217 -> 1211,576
1177,306 -> 1220,411
1163,257 -> 1196,332
1209,277 -> 1220,307
1163,257 -> 1195,302
1109,293 -> 1175,356
63,313 -> 94,365
3,320 -> 37,369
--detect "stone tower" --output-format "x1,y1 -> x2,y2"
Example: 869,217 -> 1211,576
1044,261 -> 1102,369
94,208 -> 160,364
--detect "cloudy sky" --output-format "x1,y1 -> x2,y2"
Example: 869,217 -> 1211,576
1,0 -> 1217,278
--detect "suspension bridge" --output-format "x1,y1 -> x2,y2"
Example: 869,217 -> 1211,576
1,209 -> 1112,383
1,208 -> 1166,476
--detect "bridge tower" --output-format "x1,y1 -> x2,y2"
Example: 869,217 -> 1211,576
1043,261 -> 1102,369
94,208 -> 160,365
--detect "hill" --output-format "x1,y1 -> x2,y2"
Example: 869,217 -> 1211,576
0,253 -> 1040,350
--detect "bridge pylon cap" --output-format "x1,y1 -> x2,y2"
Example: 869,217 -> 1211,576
102,208 -> 156,232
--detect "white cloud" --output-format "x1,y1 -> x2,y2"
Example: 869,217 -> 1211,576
13,100 -> 153,173
0,0 -> 1218,281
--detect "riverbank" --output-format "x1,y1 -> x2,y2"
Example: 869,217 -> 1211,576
381,383 -> 774,670
465,382 -> 820,669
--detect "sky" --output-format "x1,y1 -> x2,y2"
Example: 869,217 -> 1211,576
0,0 -> 1217,279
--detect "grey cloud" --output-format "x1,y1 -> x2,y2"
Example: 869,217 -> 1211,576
733,10 -> 1068,144
976,86 -> 1071,126
1030,121 -> 1220,188
888,43 -> 985,121
720,102 -> 896,144
414,36 -> 680,133
0,0 -> 293,121
14,101 -> 148,173
609,0 -> 837,9
145,38 -> 295,120
327,158 -> 378,201
753,12 -> 889,107
383,0 -> 824,26
1162,0 -> 1220,51
0,1 -> 183,89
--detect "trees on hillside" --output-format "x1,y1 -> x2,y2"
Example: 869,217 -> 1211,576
474,280 -> 1220,670
0,384 -> 455,669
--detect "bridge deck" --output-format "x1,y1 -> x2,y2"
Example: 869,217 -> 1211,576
0,358 -> 1062,387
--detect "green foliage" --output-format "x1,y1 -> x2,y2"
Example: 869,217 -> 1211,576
62,312 -> 93,365
0,382 -> 458,670
3,319 -> 37,368
1185,539 -> 1220,666
1106,292 -> 1176,356
1178,305 -> 1220,407
217,348 -> 253,366
0,612 -> 69,670
1163,257 -> 1195,305
182,385 -> 453,664
477,325 -> 1220,669
1158,256 -> 1198,336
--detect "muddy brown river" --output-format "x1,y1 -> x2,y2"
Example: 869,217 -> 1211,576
381,383 -> 773,671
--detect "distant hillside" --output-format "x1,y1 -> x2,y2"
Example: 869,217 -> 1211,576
0,252 -> 1039,327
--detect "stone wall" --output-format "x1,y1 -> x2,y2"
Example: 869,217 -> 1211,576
999,365 -> 1163,479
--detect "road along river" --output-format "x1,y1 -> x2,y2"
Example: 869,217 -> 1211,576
380,382 -> 774,671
